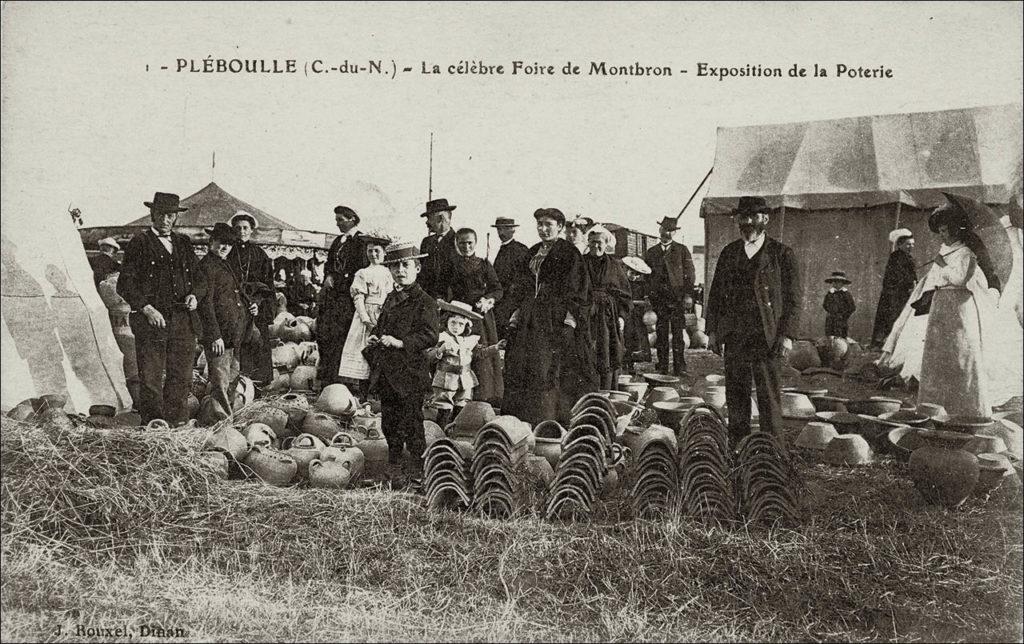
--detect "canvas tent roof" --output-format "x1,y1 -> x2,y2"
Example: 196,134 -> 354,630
126,182 -> 297,230
702,103 -> 1023,214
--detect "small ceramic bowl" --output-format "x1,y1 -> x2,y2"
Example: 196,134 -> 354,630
879,410 -> 931,427
823,434 -> 874,466
652,400 -> 699,427
781,392 -> 817,420
887,425 -> 925,462
648,386 -> 680,404
916,403 -> 950,422
932,415 -> 995,433
643,373 -> 681,386
795,421 -> 838,451
845,397 -> 903,417
962,434 -> 1007,455
916,427 -> 974,449
809,395 -> 849,413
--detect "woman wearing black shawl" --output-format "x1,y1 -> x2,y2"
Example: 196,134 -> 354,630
583,225 -> 632,389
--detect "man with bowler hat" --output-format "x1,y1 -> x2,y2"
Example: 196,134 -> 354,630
117,192 -> 199,425
491,216 -> 530,340
227,210 -> 275,387
643,215 -> 695,376
419,198 -> 460,299
317,205 -> 369,386
705,196 -> 802,447
196,222 -> 247,416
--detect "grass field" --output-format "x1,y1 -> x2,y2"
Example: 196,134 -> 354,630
2,352 -> 1022,642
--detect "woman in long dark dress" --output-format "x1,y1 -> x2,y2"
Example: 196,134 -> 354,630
446,227 -> 505,404
503,208 -> 598,425
583,226 -> 632,390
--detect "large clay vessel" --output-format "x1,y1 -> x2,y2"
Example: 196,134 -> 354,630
203,425 -> 249,462
314,384 -> 358,417
788,340 -> 821,371
289,365 -> 318,391
309,458 -> 357,489
284,433 -> 324,477
243,445 -> 298,486
356,426 -> 389,476
909,446 -> 979,508
301,412 -> 343,444
320,433 -> 366,480
271,342 -> 301,371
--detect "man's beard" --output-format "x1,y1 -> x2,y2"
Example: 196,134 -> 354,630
740,224 -> 765,241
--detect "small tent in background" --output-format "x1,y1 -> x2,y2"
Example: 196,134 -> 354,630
701,103 -> 1023,341
2,209 -> 130,413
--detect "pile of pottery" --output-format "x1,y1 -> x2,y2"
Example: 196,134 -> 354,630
629,423 -> 680,517
678,404 -> 736,523
545,393 -> 621,519
267,339 -> 320,393
733,432 -> 800,524
423,437 -> 474,510
470,416 -> 533,518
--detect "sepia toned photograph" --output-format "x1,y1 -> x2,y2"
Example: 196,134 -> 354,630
1,1 -> 1022,641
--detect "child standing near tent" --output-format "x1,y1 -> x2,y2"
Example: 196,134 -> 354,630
823,271 -> 855,338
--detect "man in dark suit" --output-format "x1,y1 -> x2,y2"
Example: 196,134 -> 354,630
364,242 -> 440,478
316,205 -> 369,386
196,223 -> 248,416
705,196 -> 802,446
643,215 -> 695,376
491,217 -> 530,340
418,198 -> 460,299
227,210 -> 275,387
89,237 -> 122,287
117,192 -> 199,425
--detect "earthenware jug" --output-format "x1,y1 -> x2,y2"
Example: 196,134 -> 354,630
253,407 -> 290,438
243,445 -> 298,486
298,341 -> 319,367
204,425 -> 249,461
909,446 -> 979,508
314,384 -> 358,417
289,365 -> 318,391
787,340 -> 820,371
243,422 -> 277,448
301,412 -> 343,444
357,426 -> 389,476
321,433 -> 365,481
278,393 -> 310,432
308,458 -> 356,489
271,342 -> 301,371
533,420 -> 567,470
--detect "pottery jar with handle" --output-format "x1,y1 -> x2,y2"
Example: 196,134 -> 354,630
243,423 -> 277,449
356,426 -> 389,477
243,445 -> 298,486
301,412 -> 343,444
321,432 -> 366,481
308,458 -> 356,489
283,433 -> 325,478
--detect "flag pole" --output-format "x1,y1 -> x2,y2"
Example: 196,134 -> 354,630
428,133 -> 434,201
677,167 -> 713,217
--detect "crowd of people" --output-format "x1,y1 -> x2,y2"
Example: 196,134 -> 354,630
92,189 -> 1021,476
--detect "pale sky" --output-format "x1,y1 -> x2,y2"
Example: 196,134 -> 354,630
2,1 -> 1022,252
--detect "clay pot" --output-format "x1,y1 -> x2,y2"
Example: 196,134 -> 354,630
270,312 -> 295,339
278,318 -> 313,343
787,340 -> 821,371
298,341 -> 319,367
301,412 -> 343,444
289,365 -> 318,391
978,416 -> 1023,461
916,403 -> 950,422
356,427 -> 389,475
271,342 -> 301,371
795,422 -> 838,451
781,392 -> 817,420
932,416 -> 995,433
320,433 -> 365,481
648,386 -> 680,405
703,386 -> 726,410
284,433 -> 325,477
534,420 -> 567,470
622,381 -> 648,402
909,446 -> 979,508
823,434 -> 873,466
309,458 -> 357,489
253,407 -> 290,438
243,445 -> 298,486
314,384 -> 358,417
243,422 -> 277,448
962,435 -> 1007,456
845,397 -> 903,417
204,425 -> 249,461
279,393 -> 310,433
974,453 -> 1016,498
879,410 -> 930,427
350,412 -> 380,440
197,451 -> 230,479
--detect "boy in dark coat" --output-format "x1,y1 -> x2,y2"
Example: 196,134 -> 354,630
196,223 -> 250,417
364,242 -> 440,477
823,270 -> 855,338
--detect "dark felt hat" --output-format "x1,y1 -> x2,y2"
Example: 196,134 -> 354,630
205,222 -> 240,244
735,196 -> 770,217
533,207 -> 566,226
421,198 -> 457,217
333,205 -> 360,225
491,217 -> 519,228
144,192 -> 188,214
824,270 -> 851,285
656,216 -> 680,231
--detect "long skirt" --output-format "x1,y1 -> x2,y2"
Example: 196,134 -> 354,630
471,310 -> 504,402
918,288 -> 990,417
338,301 -> 383,382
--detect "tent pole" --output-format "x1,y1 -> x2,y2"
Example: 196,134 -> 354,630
894,200 -> 902,229
778,204 -> 786,242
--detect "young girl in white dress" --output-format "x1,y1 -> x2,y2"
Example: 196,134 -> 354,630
338,238 -> 394,393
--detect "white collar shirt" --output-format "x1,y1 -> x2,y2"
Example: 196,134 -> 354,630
151,228 -> 173,253
743,234 -> 765,259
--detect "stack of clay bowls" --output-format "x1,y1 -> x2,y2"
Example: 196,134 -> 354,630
423,437 -> 473,511
734,432 -> 800,524
677,404 -> 736,523
545,394 -> 618,519
629,424 -> 680,517
470,415 -> 531,518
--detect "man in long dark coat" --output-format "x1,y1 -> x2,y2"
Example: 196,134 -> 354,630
117,192 -> 199,425
227,210 -> 275,387
643,215 -> 695,376
870,229 -> 917,348
491,217 -> 530,340
317,205 -> 369,386
418,198 -> 460,299
706,196 -> 802,447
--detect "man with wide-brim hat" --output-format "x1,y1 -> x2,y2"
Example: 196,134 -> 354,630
226,209 -> 275,389
89,236 -> 122,287
705,195 -> 802,448
870,228 -> 917,348
364,240 -> 439,481
317,204 -> 370,387
822,270 -> 855,338
116,191 -> 199,426
419,198 -> 459,299
642,214 -> 695,377
196,222 -> 246,418
491,216 -> 530,340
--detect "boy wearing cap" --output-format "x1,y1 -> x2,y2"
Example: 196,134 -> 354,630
197,223 -> 250,417
89,237 -> 122,287
823,271 -> 855,338
227,210 -> 276,387
364,242 -> 439,476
